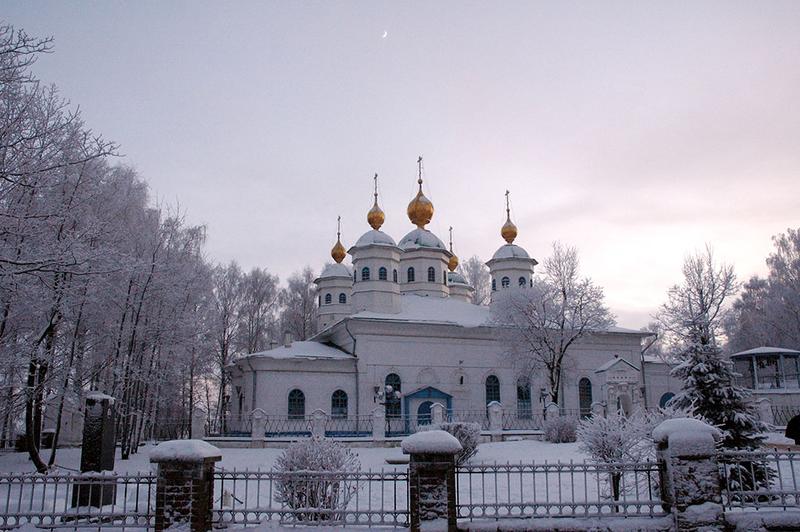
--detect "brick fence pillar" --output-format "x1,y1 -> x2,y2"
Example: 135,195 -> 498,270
402,430 -> 462,532
487,401 -> 503,442
431,402 -> 446,425
311,409 -> 328,438
653,418 -> 723,532
372,406 -> 386,442
150,439 -> 222,532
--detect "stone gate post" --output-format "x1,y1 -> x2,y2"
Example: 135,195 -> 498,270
372,406 -> 386,442
150,439 -> 222,532
653,418 -> 723,531
544,401 -> 560,421
311,409 -> 328,438
250,408 -> 266,447
402,430 -> 462,532
487,401 -> 503,441
431,402 -> 446,425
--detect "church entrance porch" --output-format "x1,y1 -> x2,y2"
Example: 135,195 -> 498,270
403,386 -> 452,433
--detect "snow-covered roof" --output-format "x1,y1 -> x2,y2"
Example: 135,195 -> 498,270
642,354 -> 671,364
730,346 -> 800,358
238,341 -> 353,361
317,262 -> 352,280
447,270 -> 469,286
594,356 -> 639,373
490,244 -> 531,260
150,439 -> 222,462
353,229 -> 397,248
86,391 -> 115,403
347,295 -> 647,335
398,228 -> 447,251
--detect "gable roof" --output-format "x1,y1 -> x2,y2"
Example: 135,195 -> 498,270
595,356 -> 640,373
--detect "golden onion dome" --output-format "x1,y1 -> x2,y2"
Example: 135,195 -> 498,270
331,216 -> 346,263
501,216 -> 518,244
367,173 -> 385,230
331,238 -> 346,263
501,190 -> 518,244
448,253 -> 459,272
448,226 -> 459,271
407,178 -> 434,228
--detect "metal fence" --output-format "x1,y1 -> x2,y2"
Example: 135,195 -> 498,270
720,450 -> 800,511
214,468 -> 409,527
0,471 -> 156,529
455,461 -> 666,520
771,405 -> 800,426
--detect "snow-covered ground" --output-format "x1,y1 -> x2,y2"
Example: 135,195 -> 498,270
0,439 -> 590,474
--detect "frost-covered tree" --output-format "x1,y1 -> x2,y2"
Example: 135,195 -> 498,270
726,228 -> 800,352
279,267 -> 318,341
658,248 -> 769,490
460,255 -> 490,305
492,243 -> 614,404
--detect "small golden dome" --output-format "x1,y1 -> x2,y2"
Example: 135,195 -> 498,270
367,173 -> 385,230
501,190 -> 518,244
501,216 -> 518,244
331,238 -> 346,263
448,226 -> 459,271
448,253 -> 459,272
331,216 -> 346,263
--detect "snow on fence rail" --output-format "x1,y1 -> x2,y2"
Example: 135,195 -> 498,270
213,467 -> 409,527
720,450 -> 800,511
455,460 -> 666,520
0,472 -> 156,529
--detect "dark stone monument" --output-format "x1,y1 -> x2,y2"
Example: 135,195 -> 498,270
72,392 -> 116,508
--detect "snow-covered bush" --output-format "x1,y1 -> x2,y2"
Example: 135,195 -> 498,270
578,413 -> 653,503
543,416 -> 577,443
273,437 -> 361,522
421,421 -> 480,465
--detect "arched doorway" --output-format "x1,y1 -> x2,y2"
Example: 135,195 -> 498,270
417,401 -> 433,426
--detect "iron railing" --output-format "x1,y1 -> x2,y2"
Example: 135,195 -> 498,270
455,461 -> 666,520
719,450 -> 800,510
324,416 -> 374,438
771,405 -> 800,426
0,471 -> 156,529
214,468 -> 409,527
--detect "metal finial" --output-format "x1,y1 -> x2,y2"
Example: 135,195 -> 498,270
337,215 -> 341,238
373,173 -> 378,200
449,226 -> 454,252
505,190 -> 511,217
417,156 -> 423,187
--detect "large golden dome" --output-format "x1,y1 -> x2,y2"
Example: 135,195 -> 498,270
331,216 -> 346,263
407,157 -> 434,228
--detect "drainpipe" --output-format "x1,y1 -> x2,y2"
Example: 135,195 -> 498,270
640,333 -> 658,410
343,319 -> 359,421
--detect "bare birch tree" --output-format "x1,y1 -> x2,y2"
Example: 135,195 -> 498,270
492,242 -> 614,404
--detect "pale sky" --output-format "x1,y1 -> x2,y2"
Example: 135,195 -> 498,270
6,1 -> 800,328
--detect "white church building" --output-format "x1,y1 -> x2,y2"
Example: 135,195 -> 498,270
227,165 -> 678,437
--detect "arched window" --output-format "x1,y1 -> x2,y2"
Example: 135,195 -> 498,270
379,267 -> 388,281
407,267 -> 415,283
485,375 -> 500,405
393,269 -> 398,283
492,279 -> 497,291
516,376 -> 532,419
659,392 -> 675,408
288,389 -> 305,419
361,267 -> 370,281
579,378 -> 592,419
385,373 -> 402,418
338,293 -> 347,304
501,276 -> 510,288
518,276 -> 526,287
324,293 -> 332,305
331,390 -> 348,419
427,267 -> 436,282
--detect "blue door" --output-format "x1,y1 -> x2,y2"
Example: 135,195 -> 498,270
417,401 -> 433,425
